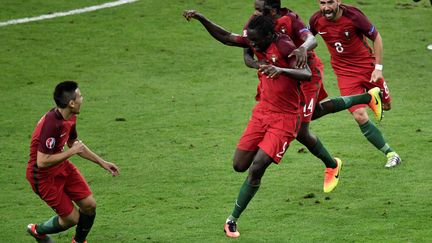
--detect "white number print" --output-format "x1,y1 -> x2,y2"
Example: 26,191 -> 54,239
276,141 -> 288,158
303,98 -> 315,116
334,42 -> 344,53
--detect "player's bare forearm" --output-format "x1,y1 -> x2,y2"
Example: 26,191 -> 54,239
279,65 -> 312,80
183,10 -> 246,47
75,140 -> 120,176
244,48 -> 259,69
289,34 -> 316,68
196,16 -> 246,47
373,33 -> 383,65
77,142 -> 103,164
300,34 -> 317,51
36,139 -> 85,168
75,140 -> 109,167
259,64 -> 311,80
370,33 -> 384,82
37,150 -> 76,168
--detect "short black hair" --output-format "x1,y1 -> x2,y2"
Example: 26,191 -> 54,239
53,81 -> 78,108
247,15 -> 275,38
265,0 -> 281,9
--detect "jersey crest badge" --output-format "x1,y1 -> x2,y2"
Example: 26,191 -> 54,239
270,54 -> 277,63
46,137 -> 56,149
344,30 -> 350,40
280,26 -> 286,34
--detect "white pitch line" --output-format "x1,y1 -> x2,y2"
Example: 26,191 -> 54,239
0,0 -> 139,27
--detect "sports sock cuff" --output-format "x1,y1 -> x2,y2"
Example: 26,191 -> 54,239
227,215 -> 238,223
341,96 -> 352,106
359,120 -> 372,135
246,181 -> 260,188
330,97 -> 348,111
381,144 -> 393,154
53,215 -> 61,228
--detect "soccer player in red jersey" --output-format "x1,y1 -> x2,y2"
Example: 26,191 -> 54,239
26,81 -> 119,243
183,11 -> 311,238
309,0 -> 401,167
242,0 -> 383,191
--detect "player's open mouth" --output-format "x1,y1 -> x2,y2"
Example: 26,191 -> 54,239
324,11 -> 334,19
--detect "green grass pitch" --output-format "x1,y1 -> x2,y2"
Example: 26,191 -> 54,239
0,0 -> 431,242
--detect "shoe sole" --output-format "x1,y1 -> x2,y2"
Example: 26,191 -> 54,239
224,225 -> 240,238
385,160 -> 401,168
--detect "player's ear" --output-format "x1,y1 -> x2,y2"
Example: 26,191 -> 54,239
68,99 -> 76,109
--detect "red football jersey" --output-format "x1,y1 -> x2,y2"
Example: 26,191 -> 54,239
275,9 -> 310,48
243,9 -> 323,82
309,4 -> 378,76
237,34 -> 300,114
243,9 -> 310,48
273,9 -> 322,79
28,108 -> 78,176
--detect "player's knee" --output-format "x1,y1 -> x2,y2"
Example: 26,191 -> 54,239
243,150 -> 272,184
296,130 -> 312,148
296,130 -> 308,144
352,109 -> 369,124
70,217 -> 79,226
232,160 -> 248,172
232,149 -> 255,172
296,127 -> 316,148
247,169 -> 263,185
247,161 -> 266,182
60,211 -> 80,228
248,165 -> 260,178
311,103 -> 327,120
80,199 -> 97,215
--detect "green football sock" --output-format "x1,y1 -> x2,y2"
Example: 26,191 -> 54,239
74,211 -> 96,243
330,93 -> 371,112
36,215 -> 64,234
360,120 -> 394,154
310,138 -> 337,168
230,179 -> 260,220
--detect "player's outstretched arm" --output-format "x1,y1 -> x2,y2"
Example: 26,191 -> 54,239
71,140 -> 120,176
259,64 -> 312,80
183,10 -> 247,48
370,32 -> 384,83
289,33 -> 317,68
